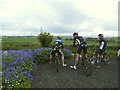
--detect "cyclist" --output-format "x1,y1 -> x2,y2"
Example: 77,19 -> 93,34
91,34 -> 107,65
70,32 -> 87,70
49,36 -> 67,67
97,34 -> 107,55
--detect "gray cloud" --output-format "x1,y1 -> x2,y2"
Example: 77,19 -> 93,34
0,0 -> 118,36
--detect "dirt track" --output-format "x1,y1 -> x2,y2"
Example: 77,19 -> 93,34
31,57 -> 118,88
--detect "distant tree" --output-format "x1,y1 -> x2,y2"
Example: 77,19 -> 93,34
69,38 -> 73,40
65,38 -> 69,40
37,32 -> 53,47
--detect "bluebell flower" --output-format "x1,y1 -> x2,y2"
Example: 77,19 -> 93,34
0,72 -> 3,77
23,52 -> 29,60
27,73 -> 33,81
0,54 -> 2,59
13,61 -> 18,65
2,62 -> 6,68
14,76 -> 18,80
21,67 -> 24,70
5,75 -> 10,81
16,66 -> 21,69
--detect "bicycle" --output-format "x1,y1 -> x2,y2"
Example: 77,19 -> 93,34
90,46 -> 110,69
51,46 -> 61,72
74,53 -> 92,76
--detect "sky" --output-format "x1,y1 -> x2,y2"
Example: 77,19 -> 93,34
0,0 -> 118,37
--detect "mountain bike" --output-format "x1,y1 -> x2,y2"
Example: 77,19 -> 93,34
90,46 -> 110,69
76,53 -> 92,76
51,46 -> 61,72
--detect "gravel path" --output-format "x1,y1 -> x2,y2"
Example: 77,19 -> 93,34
31,58 -> 118,88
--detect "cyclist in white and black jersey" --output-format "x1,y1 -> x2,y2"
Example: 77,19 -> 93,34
70,32 -> 87,70
97,34 -> 107,55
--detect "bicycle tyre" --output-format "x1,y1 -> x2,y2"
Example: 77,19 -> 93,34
103,54 -> 110,64
55,53 -> 59,72
83,58 -> 92,76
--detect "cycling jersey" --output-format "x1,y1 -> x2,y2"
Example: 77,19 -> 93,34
73,36 -> 87,54
73,36 -> 87,46
96,39 -> 107,55
51,38 -> 64,56
98,39 -> 107,51
53,38 -> 64,49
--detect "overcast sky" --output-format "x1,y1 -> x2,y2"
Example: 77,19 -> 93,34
0,0 -> 118,37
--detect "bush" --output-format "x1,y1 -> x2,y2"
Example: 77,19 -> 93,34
33,48 -> 72,64
1,49 -> 37,89
37,32 -> 53,47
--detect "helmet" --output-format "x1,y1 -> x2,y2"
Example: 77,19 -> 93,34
57,36 -> 62,39
98,34 -> 103,37
73,32 -> 78,36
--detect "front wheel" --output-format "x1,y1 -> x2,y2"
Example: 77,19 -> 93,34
83,58 -> 92,76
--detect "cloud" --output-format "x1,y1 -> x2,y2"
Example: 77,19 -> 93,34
0,0 -> 118,37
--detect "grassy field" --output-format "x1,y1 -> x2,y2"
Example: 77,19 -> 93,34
1,36 -> 119,57
2,37 -> 39,44
2,37 -> 119,46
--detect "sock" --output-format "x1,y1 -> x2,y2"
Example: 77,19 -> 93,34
62,61 -> 64,65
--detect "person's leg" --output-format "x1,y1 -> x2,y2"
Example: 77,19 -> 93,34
49,51 -> 54,64
74,53 -> 80,66
70,46 -> 82,70
49,54 -> 52,64
94,49 -> 101,68
61,54 -> 67,67
83,45 -> 88,58
59,50 -> 67,67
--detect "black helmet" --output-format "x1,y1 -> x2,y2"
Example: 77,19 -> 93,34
73,32 -> 78,36
57,36 -> 62,39
98,34 -> 103,37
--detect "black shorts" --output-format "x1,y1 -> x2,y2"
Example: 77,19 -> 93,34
77,44 -> 87,54
96,48 -> 105,55
50,49 -> 64,56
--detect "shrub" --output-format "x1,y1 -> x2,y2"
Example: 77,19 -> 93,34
33,48 -> 72,64
33,48 -> 51,64
1,49 -> 37,89
37,32 -> 53,47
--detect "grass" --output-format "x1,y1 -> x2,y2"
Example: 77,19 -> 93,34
1,37 -> 118,57
2,37 -> 118,46
2,37 -> 38,44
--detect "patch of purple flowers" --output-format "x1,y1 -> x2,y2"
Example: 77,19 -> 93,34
1,47 -> 72,88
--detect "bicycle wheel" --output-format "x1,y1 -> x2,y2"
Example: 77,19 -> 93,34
55,53 -> 59,72
90,55 -> 101,69
103,54 -> 110,64
90,54 -> 97,63
83,58 -> 92,76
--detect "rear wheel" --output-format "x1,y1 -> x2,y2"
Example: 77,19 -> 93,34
55,53 -> 59,72
90,55 -> 101,69
102,54 -> 110,64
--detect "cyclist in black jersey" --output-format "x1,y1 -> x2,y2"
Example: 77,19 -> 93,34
70,32 -> 87,70
97,34 -> 107,55
91,34 -> 107,65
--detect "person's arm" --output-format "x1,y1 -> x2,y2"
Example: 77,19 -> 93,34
61,40 -> 64,49
73,37 -> 76,46
99,41 -> 105,50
